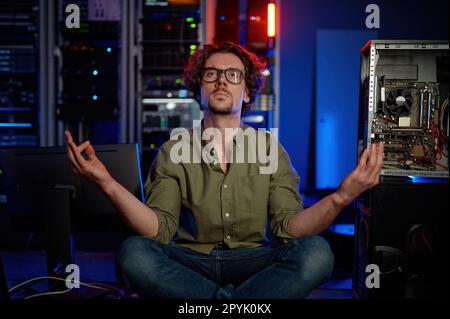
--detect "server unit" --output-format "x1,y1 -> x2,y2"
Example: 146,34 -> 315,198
0,0 -> 41,147
214,0 -> 239,44
358,40 -> 449,178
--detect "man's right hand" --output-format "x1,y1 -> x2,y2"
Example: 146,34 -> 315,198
64,130 -> 113,190
64,130 -> 159,238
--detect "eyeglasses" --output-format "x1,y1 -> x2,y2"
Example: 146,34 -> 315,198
201,68 -> 245,85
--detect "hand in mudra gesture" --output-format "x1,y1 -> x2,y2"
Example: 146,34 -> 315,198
335,142 -> 384,205
64,130 -> 113,188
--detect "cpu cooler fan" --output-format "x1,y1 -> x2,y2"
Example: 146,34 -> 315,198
386,88 -> 413,116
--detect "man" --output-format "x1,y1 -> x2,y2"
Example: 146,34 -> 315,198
65,42 -> 384,299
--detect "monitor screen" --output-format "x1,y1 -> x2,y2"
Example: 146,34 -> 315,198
0,144 -> 144,217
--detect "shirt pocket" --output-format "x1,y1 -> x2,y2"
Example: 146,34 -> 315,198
237,174 -> 270,214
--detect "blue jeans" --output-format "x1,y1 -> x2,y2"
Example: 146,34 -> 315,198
116,235 -> 334,299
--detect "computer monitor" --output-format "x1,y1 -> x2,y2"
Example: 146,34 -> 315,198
0,143 -> 145,275
0,144 -> 144,216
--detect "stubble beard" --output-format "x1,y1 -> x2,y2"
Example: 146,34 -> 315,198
207,97 -> 234,115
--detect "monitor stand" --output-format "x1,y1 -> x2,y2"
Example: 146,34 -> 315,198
42,188 -> 74,288
0,256 -> 10,300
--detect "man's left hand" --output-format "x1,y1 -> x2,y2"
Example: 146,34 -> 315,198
334,142 -> 384,206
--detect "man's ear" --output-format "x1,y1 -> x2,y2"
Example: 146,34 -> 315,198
243,89 -> 250,104
195,92 -> 203,110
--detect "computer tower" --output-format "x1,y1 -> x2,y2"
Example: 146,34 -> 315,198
355,40 -> 449,299
353,180 -> 448,299
358,40 -> 449,178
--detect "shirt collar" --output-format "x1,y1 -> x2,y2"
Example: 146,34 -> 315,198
200,118 -> 247,146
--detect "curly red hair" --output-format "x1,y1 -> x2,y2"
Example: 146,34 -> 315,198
183,41 -> 267,115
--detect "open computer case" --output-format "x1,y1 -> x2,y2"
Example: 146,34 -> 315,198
358,40 -> 449,178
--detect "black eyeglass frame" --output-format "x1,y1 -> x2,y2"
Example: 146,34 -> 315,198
200,67 -> 246,85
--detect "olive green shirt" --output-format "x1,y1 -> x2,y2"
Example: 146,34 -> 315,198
143,123 -> 304,255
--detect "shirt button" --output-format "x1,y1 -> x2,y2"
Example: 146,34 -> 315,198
223,184 -> 228,189
226,235 -> 231,240
225,213 -> 230,217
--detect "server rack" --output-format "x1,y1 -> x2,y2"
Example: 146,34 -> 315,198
137,0 -> 202,178
54,0 -> 125,145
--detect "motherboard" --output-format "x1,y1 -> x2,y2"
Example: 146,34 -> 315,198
372,79 -> 448,173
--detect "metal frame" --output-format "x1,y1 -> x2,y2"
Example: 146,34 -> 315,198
127,0 -> 139,144
46,0 -> 56,146
39,0 -> 48,146
274,0 -> 280,129
120,0 -> 129,143
135,0 -> 143,149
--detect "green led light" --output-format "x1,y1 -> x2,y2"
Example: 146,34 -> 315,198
186,17 -> 194,22
150,143 -> 155,150
190,23 -> 196,29
175,78 -> 182,84
189,44 -> 197,50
